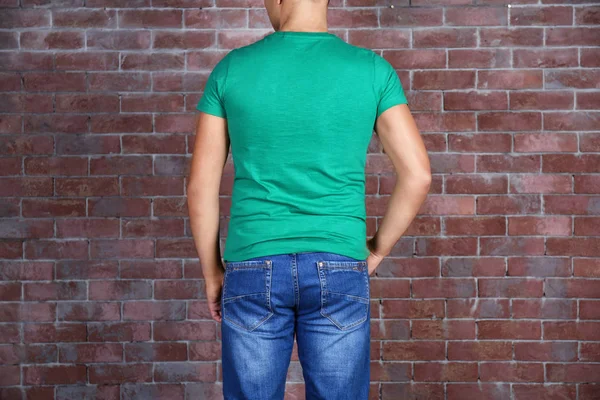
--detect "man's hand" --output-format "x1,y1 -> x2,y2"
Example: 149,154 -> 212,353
366,237 -> 385,276
205,269 -> 225,323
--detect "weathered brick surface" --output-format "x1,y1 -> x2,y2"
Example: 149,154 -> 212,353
1,1 -> 599,398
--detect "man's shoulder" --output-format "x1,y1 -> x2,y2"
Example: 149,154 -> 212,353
228,33 -> 271,56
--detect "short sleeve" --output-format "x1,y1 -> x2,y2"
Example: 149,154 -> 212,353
196,51 -> 234,118
374,55 -> 408,118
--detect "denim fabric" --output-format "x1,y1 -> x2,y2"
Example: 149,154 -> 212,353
220,251 -> 371,400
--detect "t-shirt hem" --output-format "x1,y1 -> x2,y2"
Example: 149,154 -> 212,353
223,243 -> 370,263
377,99 -> 408,118
196,103 -> 226,118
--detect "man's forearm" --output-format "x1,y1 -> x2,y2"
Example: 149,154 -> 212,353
372,175 -> 431,257
187,188 -> 224,281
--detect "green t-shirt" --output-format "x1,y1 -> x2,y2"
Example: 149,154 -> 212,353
197,30 -> 408,262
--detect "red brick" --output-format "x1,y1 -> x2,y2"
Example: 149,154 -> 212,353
90,240 -> 154,259
479,278 -> 544,297
480,237 -> 545,256
119,9 -> 182,28
382,299 -> 444,319
421,196 -> 475,215
380,8 -> 443,27
575,259 -> 600,277
412,278 -> 476,298
445,91 -> 508,110
575,175 -> 600,194
429,153 -> 475,173
514,132 -> 577,151
480,362 -> 544,382
580,343 -> 600,362
447,383 -> 510,400
23,323 -> 86,343
371,279 -> 410,298
0,9 -> 50,28
445,6 -> 507,26
376,257 -> 439,277
155,280 -> 202,300
0,283 -> 21,301
448,341 -> 512,361
87,322 -> 151,342
23,365 -> 86,385
547,363 -> 600,383
122,134 -> 186,155
508,257 -> 571,277
513,385 -> 576,400
446,176 -> 508,194
411,320 -> 475,339
514,341 -> 577,361
52,9 -> 116,28
546,278 -> 600,298
414,362 -> 478,382
58,343 -> 121,363
0,261 -> 53,281
544,321 -> 600,340
545,112 -> 600,131
478,320 -> 541,339
156,239 -> 196,258
381,383 -> 443,400
513,48 -> 578,68
511,6 -> 573,25
477,154 -> 541,173
581,300 -> 600,320
508,216 -> 572,235
480,27 -> 543,46
413,28 -> 476,48
348,29 -> 410,49
511,174 -> 573,195
477,195 -> 541,215
478,112 -> 542,130
25,240 -> 89,260
580,384 -> 600,400
24,281 -> 86,301
415,237 -> 477,257
58,302 -> 120,322
21,31 -> 84,49
510,93 -> 577,111
447,299 -> 509,319
413,71 -> 475,90
121,176 -> 183,196
125,343 -> 187,362
371,320 -> 410,341
449,48 -> 511,68
543,155 -> 600,173
88,363 -> 152,384
153,321 -> 215,341
442,258 -> 506,277
513,299 -> 576,319
184,9 -> 247,29
383,341 -> 445,361
123,300 -> 186,321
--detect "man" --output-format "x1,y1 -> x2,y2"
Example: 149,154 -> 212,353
186,0 -> 431,398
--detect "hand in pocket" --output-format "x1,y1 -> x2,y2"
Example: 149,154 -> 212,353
366,237 -> 385,276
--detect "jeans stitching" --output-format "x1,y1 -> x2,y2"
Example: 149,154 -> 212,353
317,260 -> 370,331
222,259 -> 274,332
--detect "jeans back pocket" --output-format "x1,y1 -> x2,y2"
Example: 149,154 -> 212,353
222,259 -> 274,332
317,260 -> 370,331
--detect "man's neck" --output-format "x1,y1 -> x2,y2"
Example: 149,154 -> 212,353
279,13 -> 328,33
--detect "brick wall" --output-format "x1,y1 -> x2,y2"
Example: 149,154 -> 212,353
1,0 -> 599,399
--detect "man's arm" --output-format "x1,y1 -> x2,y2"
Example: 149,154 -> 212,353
187,112 -> 230,302
368,103 -> 432,260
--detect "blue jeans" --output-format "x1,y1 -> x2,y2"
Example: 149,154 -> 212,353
220,252 -> 371,400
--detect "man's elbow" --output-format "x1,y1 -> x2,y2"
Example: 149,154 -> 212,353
405,169 -> 432,193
